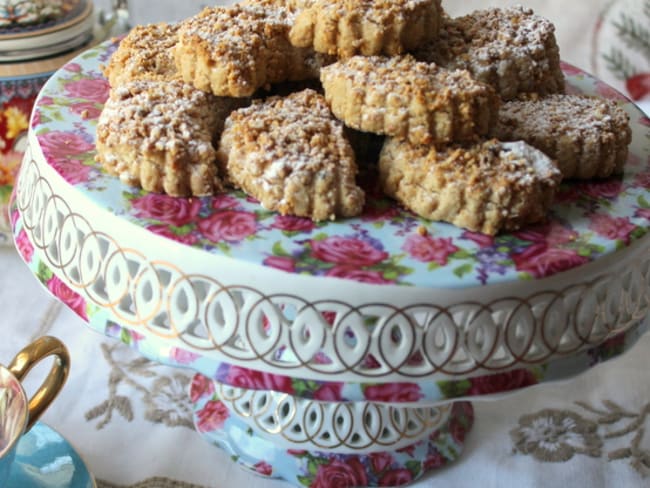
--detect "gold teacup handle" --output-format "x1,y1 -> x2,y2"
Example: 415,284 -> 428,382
7,336 -> 70,432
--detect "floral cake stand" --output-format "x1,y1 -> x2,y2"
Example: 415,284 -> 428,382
10,40 -> 650,487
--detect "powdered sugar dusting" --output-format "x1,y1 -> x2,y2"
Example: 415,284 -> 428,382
219,89 -> 365,220
500,141 -> 560,186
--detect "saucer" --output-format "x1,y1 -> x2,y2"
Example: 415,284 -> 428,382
7,422 -> 95,488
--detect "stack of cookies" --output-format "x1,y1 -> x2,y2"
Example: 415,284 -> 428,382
96,0 -> 632,235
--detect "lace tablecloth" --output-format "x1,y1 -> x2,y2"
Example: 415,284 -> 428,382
3,0 -> 650,486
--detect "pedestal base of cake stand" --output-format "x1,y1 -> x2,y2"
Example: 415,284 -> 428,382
189,374 -> 473,487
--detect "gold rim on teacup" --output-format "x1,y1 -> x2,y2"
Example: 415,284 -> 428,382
0,336 -> 70,459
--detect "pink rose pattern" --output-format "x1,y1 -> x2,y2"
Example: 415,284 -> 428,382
363,382 -> 423,403
222,365 -> 295,395
195,400 -> 229,433
588,213 -> 636,244
14,229 -> 33,262
198,210 -> 258,243
326,266 -> 394,284
63,78 -> 110,104
513,244 -> 591,279
190,384 -> 474,487
189,374 -> 214,404
170,347 -> 201,365
467,369 -> 538,396
132,194 -> 201,226
311,237 -> 389,267
38,131 -> 94,160
24,41 -> 650,290
312,458 -> 368,488
46,275 -> 87,320
253,461 -> 273,476
402,235 -> 459,265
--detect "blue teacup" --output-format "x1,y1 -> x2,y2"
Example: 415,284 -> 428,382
0,337 -> 70,484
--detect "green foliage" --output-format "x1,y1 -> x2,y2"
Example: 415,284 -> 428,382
602,47 -> 635,81
437,379 -> 471,398
453,263 -> 473,278
613,10 -> 650,62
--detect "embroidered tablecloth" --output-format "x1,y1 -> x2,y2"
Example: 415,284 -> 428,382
2,0 -> 649,486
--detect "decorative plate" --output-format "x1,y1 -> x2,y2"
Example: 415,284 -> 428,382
27,40 -> 650,290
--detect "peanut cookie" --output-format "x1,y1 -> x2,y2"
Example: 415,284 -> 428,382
96,80 -> 222,197
320,55 -> 499,145
414,6 -> 565,100
218,89 -> 365,221
379,139 -> 561,234
289,0 -> 443,58
103,22 -> 180,87
174,4 -> 331,97
491,94 -> 631,179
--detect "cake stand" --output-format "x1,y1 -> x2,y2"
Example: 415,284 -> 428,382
10,41 -> 650,487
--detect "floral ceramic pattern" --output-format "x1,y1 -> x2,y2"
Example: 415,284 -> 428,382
10,225 -> 650,404
0,76 -> 48,237
190,373 -> 474,487
28,41 -> 650,289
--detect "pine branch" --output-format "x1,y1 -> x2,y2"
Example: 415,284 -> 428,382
602,47 -> 637,81
613,12 -> 650,63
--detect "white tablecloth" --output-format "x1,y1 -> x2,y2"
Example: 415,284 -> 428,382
3,1 -> 650,486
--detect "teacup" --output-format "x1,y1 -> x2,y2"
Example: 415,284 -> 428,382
0,336 -> 70,484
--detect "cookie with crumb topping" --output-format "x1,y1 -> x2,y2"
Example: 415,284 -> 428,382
103,22 -> 180,87
379,138 -> 561,235
289,0 -> 443,58
96,80 -> 222,197
491,94 -> 631,179
218,89 -> 365,221
174,4 -> 332,97
414,6 -> 565,100
240,0 -> 313,10
320,55 -> 499,145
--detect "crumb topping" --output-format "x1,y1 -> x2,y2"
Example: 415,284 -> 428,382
321,55 -> 492,106
309,0 -> 435,21
401,139 -> 561,189
98,80 -> 216,158
414,6 -> 564,99
225,89 -> 354,185
290,0 -> 442,57
497,94 -> 630,139
103,23 -> 180,84
220,89 -> 365,220
177,5 -> 292,63
433,6 -> 557,62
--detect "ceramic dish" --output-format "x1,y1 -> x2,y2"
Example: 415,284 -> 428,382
17,44 -> 650,290
7,422 -> 95,488
10,40 -> 650,383
10,39 -> 650,487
